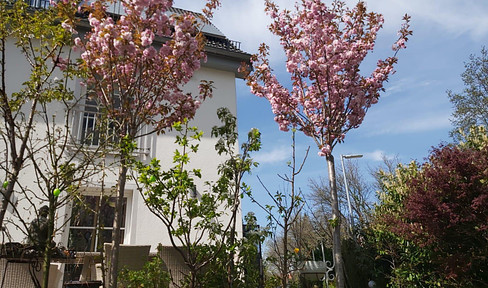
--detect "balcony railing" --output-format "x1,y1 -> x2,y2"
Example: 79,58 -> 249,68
205,35 -> 242,52
27,0 -> 50,9
5,0 -> 51,9
71,103 -> 151,156
17,0 -> 244,54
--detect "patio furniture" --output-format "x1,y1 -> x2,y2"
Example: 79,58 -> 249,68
158,246 -> 188,288
0,258 -> 64,288
64,280 -> 103,288
0,242 -> 66,288
95,243 -> 150,287
0,258 -> 41,288
104,243 -> 150,273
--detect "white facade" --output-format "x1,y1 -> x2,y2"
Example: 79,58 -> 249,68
0,6 -> 250,286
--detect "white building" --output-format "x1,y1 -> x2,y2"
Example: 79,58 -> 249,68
0,4 -> 250,287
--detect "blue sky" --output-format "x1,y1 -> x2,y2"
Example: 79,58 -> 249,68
174,0 -> 488,224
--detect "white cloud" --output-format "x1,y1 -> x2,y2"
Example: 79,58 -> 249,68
366,112 -> 451,136
363,150 -> 397,161
359,0 -> 488,38
173,0 -> 273,52
174,0 -> 488,53
253,145 -> 290,165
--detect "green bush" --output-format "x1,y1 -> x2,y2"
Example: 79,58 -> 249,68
119,250 -> 170,288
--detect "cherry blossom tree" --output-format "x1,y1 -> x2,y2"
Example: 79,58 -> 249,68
73,0 -> 219,286
245,0 -> 411,286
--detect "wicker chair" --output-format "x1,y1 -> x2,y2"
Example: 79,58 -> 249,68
96,243 -> 150,288
0,258 -> 63,288
158,246 -> 189,288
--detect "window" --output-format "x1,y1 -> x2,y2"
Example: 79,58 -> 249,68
71,90 -> 151,155
28,0 -> 50,9
79,96 -> 120,147
68,195 -> 127,252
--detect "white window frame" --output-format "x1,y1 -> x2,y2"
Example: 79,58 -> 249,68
66,187 -> 133,252
70,82 -> 152,156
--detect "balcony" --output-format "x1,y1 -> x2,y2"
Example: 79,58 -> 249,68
205,35 -> 242,52
70,103 -> 151,156
27,0 -> 50,9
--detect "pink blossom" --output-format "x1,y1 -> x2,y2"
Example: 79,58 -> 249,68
61,20 -> 75,33
140,30 -> 154,46
89,16 -> 100,27
318,145 -> 331,157
74,0 -> 212,136
55,56 -> 69,71
248,0 -> 411,157
392,38 -> 406,50
74,37 -> 83,47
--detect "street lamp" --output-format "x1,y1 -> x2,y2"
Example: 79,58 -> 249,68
340,154 -> 363,234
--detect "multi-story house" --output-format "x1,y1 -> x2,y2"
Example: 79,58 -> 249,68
0,2 -> 250,287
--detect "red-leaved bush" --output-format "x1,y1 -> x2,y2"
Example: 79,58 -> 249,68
396,144 -> 488,282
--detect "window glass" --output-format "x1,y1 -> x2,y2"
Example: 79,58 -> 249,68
68,195 -> 126,252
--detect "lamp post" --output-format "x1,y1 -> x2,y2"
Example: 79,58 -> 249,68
340,154 -> 363,234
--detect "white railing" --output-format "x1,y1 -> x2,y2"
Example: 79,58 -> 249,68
71,103 -> 151,156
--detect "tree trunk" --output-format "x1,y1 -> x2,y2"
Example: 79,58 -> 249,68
227,212 -> 236,288
282,217 -> 289,288
108,160 -> 128,288
42,201 -> 56,288
326,154 -> 344,288
226,181 -> 241,288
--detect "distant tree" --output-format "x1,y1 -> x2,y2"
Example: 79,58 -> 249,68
309,159 -> 376,286
248,130 -> 309,288
448,47 -> 488,140
309,159 -> 374,236
245,1 -> 411,286
458,125 -> 488,150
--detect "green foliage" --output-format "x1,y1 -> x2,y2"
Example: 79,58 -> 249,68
246,131 -> 308,288
136,120 -> 221,287
137,121 -> 212,233
119,247 -> 171,288
237,213 -> 267,288
458,125 -> 488,150
209,107 -> 262,286
211,107 -> 261,204
264,275 -> 280,288
448,47 -> 488,140
137,113 -> 263,288
120,135 -> 138,156
374,162 -> 419,222
372,161 -> 449,287
328,217 -> 339,228
0,0 -> 78,109
372,136 -> 488,287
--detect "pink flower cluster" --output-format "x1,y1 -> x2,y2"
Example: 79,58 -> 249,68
73,0 -> 211,134
247,0 -> 411,157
